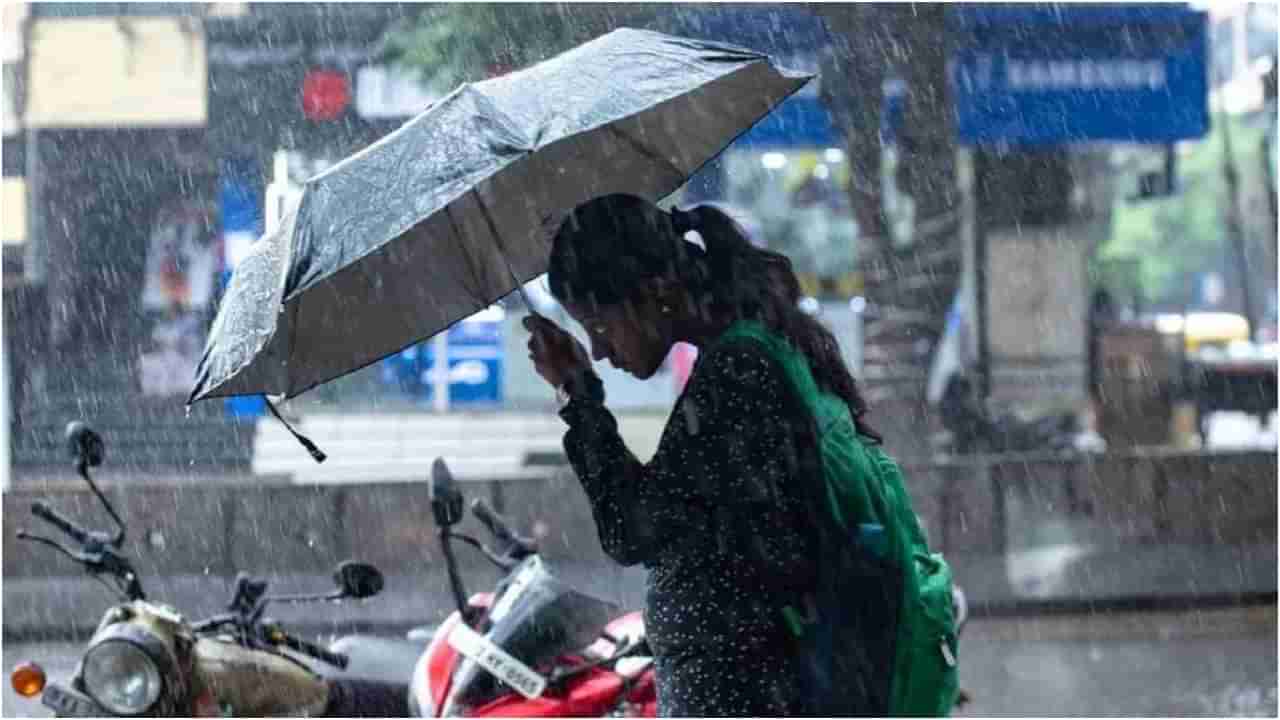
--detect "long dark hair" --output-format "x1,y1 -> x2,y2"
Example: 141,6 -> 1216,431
547,194 -> 880,443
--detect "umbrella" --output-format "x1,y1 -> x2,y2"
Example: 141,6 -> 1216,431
189,27 -> 812,412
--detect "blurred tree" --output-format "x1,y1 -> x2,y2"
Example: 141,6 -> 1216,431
1104,115 -> 1272,309
382,4 -> 663,89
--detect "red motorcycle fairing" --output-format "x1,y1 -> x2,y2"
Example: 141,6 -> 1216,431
468,663 -> 655,717
416,600 -> 657,717
424,591 -> 494,712
421,593 -> 494,717
422,613 -> 462,717
472,610 -> 656,717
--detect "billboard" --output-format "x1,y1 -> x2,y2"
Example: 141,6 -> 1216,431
951,4 -> 1210,145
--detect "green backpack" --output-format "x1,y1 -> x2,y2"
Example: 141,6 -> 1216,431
718,321 -> 960,717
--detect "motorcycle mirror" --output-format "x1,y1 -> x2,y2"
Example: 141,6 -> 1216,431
429,458 -> 464,527
64,420 -> 127,547
333,561 -> 384,600
65,421 -> 104,468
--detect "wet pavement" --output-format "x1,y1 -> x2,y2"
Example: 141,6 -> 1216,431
4,605 -> 1274,717
953,605 -> 1277,717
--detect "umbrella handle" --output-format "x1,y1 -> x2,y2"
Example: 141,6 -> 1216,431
516,285 -> 549,360
524,307 -> 551,358
517,284 -> 543,320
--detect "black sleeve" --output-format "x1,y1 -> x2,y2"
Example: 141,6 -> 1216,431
558,343 -> 818,593
557,368 -> 656,566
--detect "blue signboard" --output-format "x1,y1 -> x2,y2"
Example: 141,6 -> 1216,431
677,5 -> 835,151
950,4 -> 1209,146
422,315 -> 503,406
382,309 -> 504,407
422,351 -> 503,406
736,96 -> 838,149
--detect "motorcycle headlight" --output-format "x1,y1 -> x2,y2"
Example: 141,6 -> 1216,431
82,640 -> 163,715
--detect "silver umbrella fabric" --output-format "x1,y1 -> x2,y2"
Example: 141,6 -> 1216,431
189,28 -> 811,404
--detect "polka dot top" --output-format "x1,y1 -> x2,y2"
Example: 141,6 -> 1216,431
558,339 -> 819,659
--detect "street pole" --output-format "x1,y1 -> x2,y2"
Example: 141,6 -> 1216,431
1220,111 -> 1258,338
973,151 -> 991,403
1264,63 -> 1278,290
432,332 -> 450,413
1261,122 -> 1277,295
1263,133 -> 1277,240
1,331 -> 9,492
18,8 -> 41,288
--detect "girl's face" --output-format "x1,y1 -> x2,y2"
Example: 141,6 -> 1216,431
564,293 -> 673,380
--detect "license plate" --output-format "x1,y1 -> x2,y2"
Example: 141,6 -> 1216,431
42,683 -> 104,717
448,623 -> 547,699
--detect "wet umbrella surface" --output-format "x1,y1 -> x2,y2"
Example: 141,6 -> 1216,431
188,27 -> 810,405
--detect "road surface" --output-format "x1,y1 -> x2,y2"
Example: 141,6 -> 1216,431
4,606 -> 1274,717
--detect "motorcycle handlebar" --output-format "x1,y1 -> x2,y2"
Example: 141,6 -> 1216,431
470,498 -> 537,557
470,498 -> 516,544
279,631 -> 349,670
32,501 -> 90,545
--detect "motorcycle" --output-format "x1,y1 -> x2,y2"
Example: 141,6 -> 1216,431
9,421 -> 410,717
383,459 -> 971,717
394,458 -> 659,717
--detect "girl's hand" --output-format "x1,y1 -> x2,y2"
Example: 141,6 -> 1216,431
523,315 -> 591,389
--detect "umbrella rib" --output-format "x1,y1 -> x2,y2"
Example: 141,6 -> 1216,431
603,124 -> 686,182
470,188 -> 539,313
284,296 -> 301,398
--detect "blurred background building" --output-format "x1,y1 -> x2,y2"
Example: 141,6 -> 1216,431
1,10 -> 1275,714
0,2 -> 1274,481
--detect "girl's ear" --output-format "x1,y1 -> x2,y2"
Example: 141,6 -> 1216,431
649,272 -> 700,313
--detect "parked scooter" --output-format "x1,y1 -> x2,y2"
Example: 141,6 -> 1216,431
401,458 -> 658,717
9,421 -> 409,717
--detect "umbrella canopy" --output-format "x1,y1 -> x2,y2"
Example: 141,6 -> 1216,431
190,28 -> 811,404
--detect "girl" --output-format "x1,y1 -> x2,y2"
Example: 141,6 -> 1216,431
525,194 -> 881,717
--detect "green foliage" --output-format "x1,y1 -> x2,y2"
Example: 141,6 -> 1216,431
382,4 -> 663,91
1103,114 -> 1273,305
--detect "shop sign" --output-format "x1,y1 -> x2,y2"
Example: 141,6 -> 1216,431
950,4 -> 1210,145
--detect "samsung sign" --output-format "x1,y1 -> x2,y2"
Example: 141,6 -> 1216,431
950,4 -> 1209,146
1005,59 -> 1167,92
